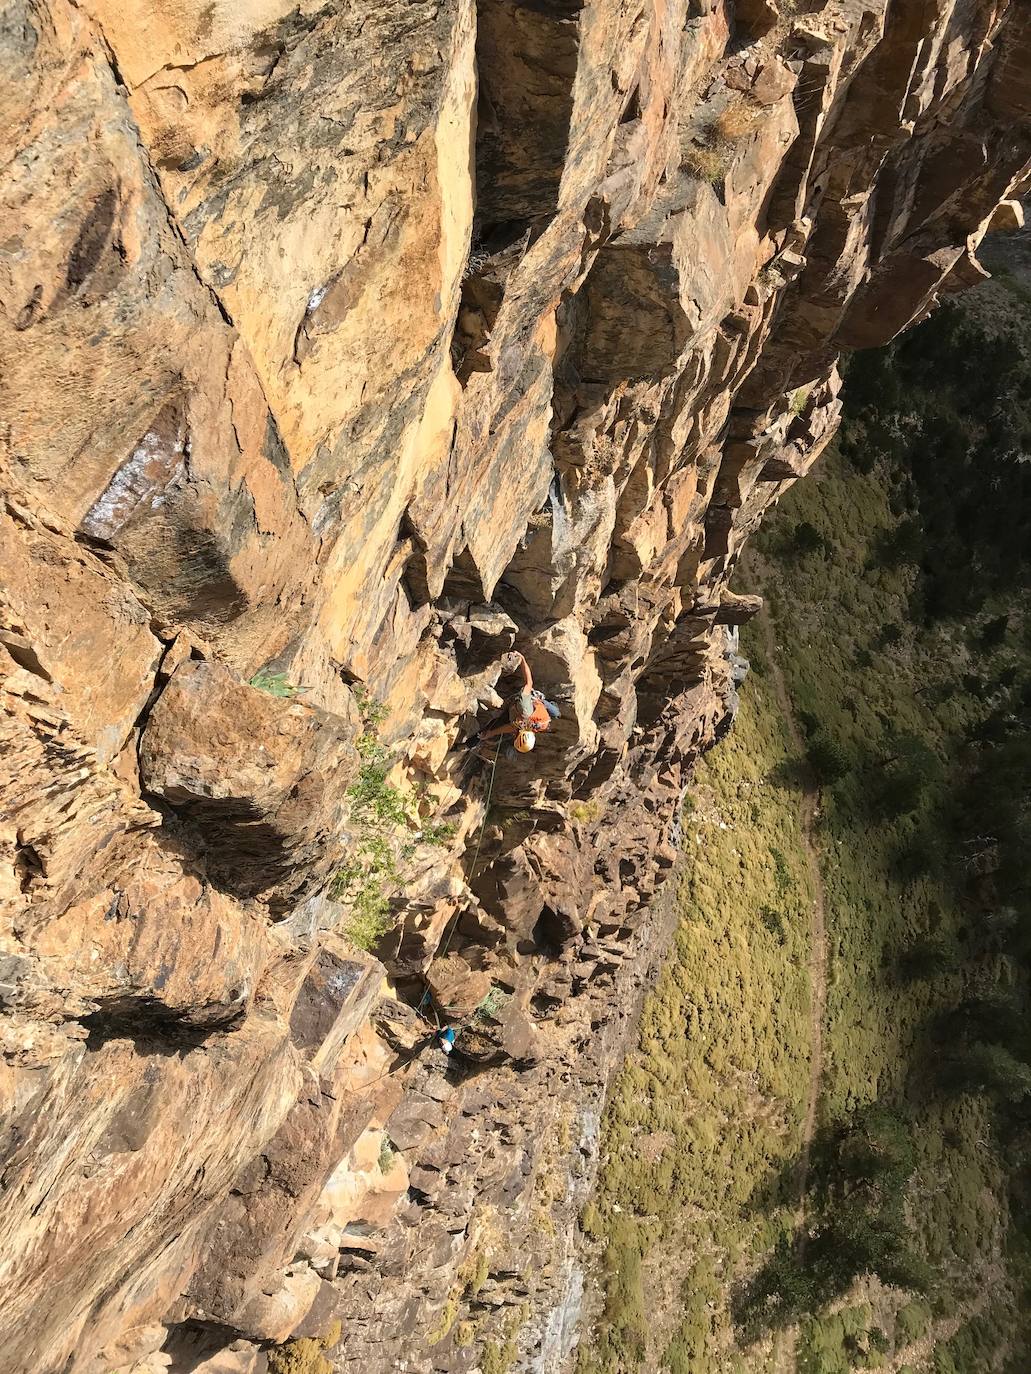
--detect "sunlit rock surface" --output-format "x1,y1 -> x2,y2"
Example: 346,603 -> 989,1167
2,0 -> 1029,1370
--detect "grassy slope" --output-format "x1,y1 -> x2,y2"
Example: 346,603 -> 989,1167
582,403 -> 1030,1371
755,448 -> 1024,1372
578,670 -> 815,1374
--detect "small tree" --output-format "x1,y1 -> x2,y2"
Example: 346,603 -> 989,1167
940,996 -> 1025,1047
793,521 -> 826,556
835,1106 -> 916,1194
875,738 -> 940,817
977,614 -> 1009,650
807,731 -> 851,784
940,1042 -> 1031,1103
890,823 -> 943,882
869,518 -> 923,570
896,936 -> 955,984
880,771 -> 924,816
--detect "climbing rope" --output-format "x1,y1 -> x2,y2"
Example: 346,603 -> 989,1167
332,728 -> 509,1100
431,730 -> 505,956
359,737 -> 503,1083
340,1044 -> 426,1097
467,735 -> 504,881
409,735 -> 503,1038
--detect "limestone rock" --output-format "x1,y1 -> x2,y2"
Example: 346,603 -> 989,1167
140,660 -> 359,910
3,0 -> 1030,1370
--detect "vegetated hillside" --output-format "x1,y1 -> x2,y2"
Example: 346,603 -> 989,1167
757,264 -> 1031,1372
578,681 -> 816,1374
579,262 -> 1031,1372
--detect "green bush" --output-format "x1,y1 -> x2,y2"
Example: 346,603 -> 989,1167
833,1106 -> 916,1193
352,682 -> 387,727
759,904 -> 787,944
873,739 -> 940,817
267,1321 -> 341,1374
475,984 -> 511,1023
793,521 -> 827,555
332,688 -> 454,950
807,731 -> 851,784
378,1136 -> 397,1173
895,936 -> 955,984
249,669 -> 302,697
977,614 -> 1009,650
420,819 -> 456,846
895,1299 -> 931,1344
889,824 -> 944,882
935,995 -> 1026,1050
940,1042 -> 1031,1103
869,518 -> 923,570
770,845 -> 793,896
331,832 -> 396,950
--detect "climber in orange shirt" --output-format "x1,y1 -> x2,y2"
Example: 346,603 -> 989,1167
463,652 -> 561,756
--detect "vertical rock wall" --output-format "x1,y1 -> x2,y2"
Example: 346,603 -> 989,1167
1,1 -> 1029,1371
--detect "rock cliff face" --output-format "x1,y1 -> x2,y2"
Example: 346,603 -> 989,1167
2,2 -> 1029,1371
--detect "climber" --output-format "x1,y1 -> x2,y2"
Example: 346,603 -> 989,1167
436,1026 -> 458,1056
463,652 -> 561,756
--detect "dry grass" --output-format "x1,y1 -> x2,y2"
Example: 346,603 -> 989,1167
710,94 -> 762,143
682,141 -> 733,185
681,94 -> 760,185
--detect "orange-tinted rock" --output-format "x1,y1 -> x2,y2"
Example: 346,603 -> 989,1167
0,1022 -> 301,1374
139,660 -> 359,909
3,0 -> 1030,1368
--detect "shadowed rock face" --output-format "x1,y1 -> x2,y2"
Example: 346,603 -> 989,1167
1,0 -> 1029,1371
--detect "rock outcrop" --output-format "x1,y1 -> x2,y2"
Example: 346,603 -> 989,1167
2,1 -> 1029,1372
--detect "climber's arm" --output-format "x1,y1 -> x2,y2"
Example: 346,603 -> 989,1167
480,720 -> 518,740
516,652 -> 533,693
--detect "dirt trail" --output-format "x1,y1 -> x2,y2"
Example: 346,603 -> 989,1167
759,607 -> 829,1374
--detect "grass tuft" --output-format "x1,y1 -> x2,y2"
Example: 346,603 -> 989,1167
249,669 -> 302,697
332,687 -> 454,950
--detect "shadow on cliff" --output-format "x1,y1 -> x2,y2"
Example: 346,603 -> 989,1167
78,997 -> 243,1056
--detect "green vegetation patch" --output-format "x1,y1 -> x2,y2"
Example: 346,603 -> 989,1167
742,282 -> 1031,1364
249,668 -> 303,697
579,682 -> 814,1372
332,688 -> 456,951
582,268 -> 1031,1371
267,1321 -> 341,1374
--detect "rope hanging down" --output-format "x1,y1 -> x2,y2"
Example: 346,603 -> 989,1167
433,736 -> 503,966
351,739 -> 505,1096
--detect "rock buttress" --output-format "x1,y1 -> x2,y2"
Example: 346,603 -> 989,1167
1,1 -> 1030,1372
